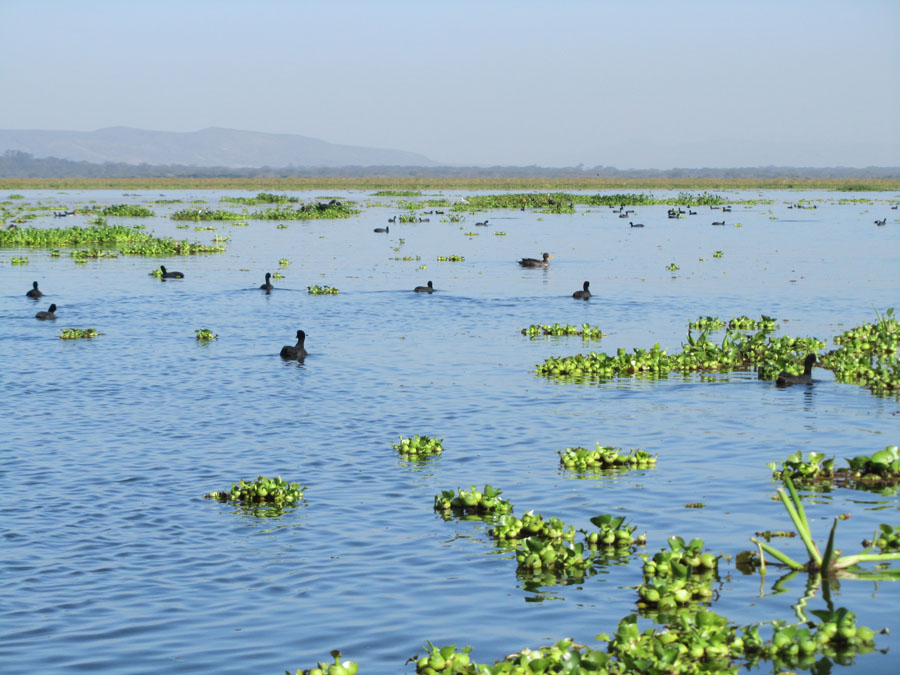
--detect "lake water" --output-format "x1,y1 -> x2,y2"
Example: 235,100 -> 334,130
1,188 -> 899,673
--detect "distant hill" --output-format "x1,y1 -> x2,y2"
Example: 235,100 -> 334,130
0,126 -> 437,168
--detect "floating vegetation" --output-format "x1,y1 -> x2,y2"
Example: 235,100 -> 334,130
394,435 -> 443,459
521,323 -> 604,339
372,190 -> 422,196
515,537 -> 593,574
288,649 -> 358,675
11,256 -> 27,264
194,328 -> 217,341
170,208 -> 246,221
463,231 -> 479,236
272,272 -> 284,279
713,250 -> 724,258
638,536 -> 719,613
493,231 -> 507,236
434,485 -> 513,517
820,307 -> 899,394
307,285 -> 339,295
279,258 -> 290,265
867,524 -> 900,553
221,192 -> 298,205
769,445 -> 900,492
536,321 -> 828,386
71,248 -> 118,261
398,213 -> 418,223
746,477 -> 900,575
451,191 -> 728,212
100,204 -> 154,217
148,267 -> 163,277
205,475 -> 305,506
490,512 -> 576,546
416,600 -> 883,674
689,316 -> 726,330
59,328 -> 101,339
559,444 -> 657,473
584,513 -> 645,551
666,263 -> 680,272
436,254 -> 464,262
728,314 -> 776,331
0,224 -> 224,256
250,201 -> 358,220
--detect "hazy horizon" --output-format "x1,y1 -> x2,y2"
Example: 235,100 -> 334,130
2,0 -> 898,169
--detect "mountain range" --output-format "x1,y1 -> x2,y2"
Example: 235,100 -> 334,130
0,126 -> 437,168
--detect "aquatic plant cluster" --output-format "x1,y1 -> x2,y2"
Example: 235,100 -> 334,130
394,435 -> 443,458
411,604 -> 882,674
769,445 -> 900,492
558,444 -> 657,473
521,323 -> 604,339
205,475 -> 305,506
0,223 -> 223,256
535,312 -> 899,395
170,198 -> 358,221
450,191 -> 727,212
58,327 -> 101,339
307,285 -> 340,295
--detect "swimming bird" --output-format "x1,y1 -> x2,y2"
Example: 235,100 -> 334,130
874,218 -> 886,226
26,281 -> 43,298
159,265 -> 184,278
475,219 -> 489,226
712,220 -> 725,226
36,303 -> 57,320
388,216 -> 397,223
374,226 -> 389,233
776,354 -> 817,386
259,272 -> 274,290
573,281 -> 591,300
629,221 -> 644,228
518,252 -> 552,267
280,330 -> 308,360
414,280 -> 434,293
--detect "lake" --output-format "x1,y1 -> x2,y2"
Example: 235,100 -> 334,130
1,188 -> 898,673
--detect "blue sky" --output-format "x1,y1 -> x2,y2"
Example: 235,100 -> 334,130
1,0 -> 898,167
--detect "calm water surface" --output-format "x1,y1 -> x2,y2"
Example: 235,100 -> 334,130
1,189 -> 899,673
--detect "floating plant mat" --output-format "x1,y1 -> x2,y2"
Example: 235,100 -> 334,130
537,311 -> 899,397
0,223 -> 223,256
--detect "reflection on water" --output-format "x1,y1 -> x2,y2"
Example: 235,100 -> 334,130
1,189 -> 898,673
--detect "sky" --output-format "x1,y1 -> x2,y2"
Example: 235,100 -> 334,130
1,0 -> 898,168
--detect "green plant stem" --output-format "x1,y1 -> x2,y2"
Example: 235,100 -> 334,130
778,483 -> 822,566
751,538 -> 806,571
832,551 -> 900,569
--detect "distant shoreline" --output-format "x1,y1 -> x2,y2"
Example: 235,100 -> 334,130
2,176 -> 899,191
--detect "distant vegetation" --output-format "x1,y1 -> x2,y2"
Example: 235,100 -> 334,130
1,150 -> 898,190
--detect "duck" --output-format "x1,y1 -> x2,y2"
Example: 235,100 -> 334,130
374,226 -> 389,233
776,354 -> 817,386
280,330 -> 308,360
712,220 -> 725,226
159,265 -> 184,278
414,280 -> 434,293
36,303 -> 57,320
629,221 -> 644,228
26,281 -> 43,298
518,252 -> 552,267
573,281 -> 591,300
259,272 -> 274,290
874,218 -> 886,226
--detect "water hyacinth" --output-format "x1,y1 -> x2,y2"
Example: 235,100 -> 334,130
59,328 -> 101,339
521,323 -> 604,339
0,224 -> 223,256
559,444 -> 657,473
433,484 -> 513,517
205,475 -> 305,506
307,285 -> 339,295
194,328 -> 217,341
393,435 -> 443,458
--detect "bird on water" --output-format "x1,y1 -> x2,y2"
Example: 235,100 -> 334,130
36,303 -> 57,320
518,252 -> 552,268
260,272 -> 274,290
280,330 -> 308,360
414,281 -> 434,293
159,265 -> 184,278
573,281 -> 591,300
26,281 -> 43,298
776,354 -> 817,386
